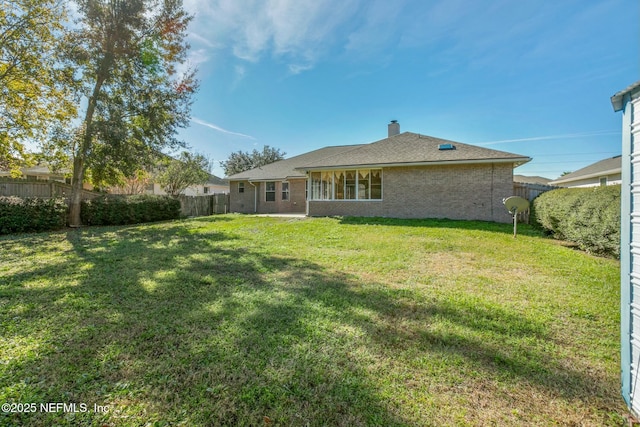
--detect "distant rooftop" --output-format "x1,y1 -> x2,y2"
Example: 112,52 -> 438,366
550,155 -> 621,185
514,175 -> 553,186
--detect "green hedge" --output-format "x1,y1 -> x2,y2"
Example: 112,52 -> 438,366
531,185 -> 620,258
80,194 -> 180,226
0,196 -> 67,234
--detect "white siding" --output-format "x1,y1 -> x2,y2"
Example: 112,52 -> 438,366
628,93 -> 640,415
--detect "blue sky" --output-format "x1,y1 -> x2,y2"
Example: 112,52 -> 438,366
179,0 -> 639,179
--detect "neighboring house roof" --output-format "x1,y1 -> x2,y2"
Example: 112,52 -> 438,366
611,80 -> 640,111
550,155 -> 621,186
514,175 -> 553,185
226,145 -> 365,181
297,132 -> 530,171
0,164 -> 69,178
205,174 -> 228,186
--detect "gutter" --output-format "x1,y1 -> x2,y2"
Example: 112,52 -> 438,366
248,181 -> 257,213
237,175 -> 306,183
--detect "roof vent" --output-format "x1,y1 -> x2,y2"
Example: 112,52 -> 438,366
438,143 -> 455,150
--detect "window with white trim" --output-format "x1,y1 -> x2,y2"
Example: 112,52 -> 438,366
282,182 -> 290,201
238,182 -> 245,193
371,170 -> 382,199
309,169 -> 382,200
345,170 -> 356,199
322,171 -> 332,200
266,181 -> 276,201
311,172 -> 322,200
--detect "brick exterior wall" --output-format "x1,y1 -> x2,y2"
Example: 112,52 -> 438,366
229,179 -> 306,214
230,164 -> 515,222
308,163 -> 514,223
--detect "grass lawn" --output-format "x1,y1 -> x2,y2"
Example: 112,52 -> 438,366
0,215 -> 625,426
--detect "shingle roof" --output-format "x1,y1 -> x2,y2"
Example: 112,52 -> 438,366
550,155 -> 621,185
227,132 -> 530,181
514,175 -> 553,185
205,174 -> 228,186
297,132 -> 530,170
226,145 -> 365,180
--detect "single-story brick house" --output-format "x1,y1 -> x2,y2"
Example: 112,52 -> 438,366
227,122 -> 531,223
549,155 -> 621,188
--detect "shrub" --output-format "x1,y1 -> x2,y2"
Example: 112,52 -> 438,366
531,185 -> 620,257
0,196 -> 67,234
80,194 -> 180,226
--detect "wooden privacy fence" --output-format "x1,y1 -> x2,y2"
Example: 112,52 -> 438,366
512,181 -> 558,223
178,194 -> 229,217
0,179 -> 100,200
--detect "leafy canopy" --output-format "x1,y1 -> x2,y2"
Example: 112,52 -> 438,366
0,0 -> 77,175
221,145 -> 286,176
156,151 -> 211,196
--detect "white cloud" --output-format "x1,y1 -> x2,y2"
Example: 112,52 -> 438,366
477,130 -> 619,146
174,48 -> 210,78
230,65 -> 247,89
184,0 -> 558,74
188,32 -> 219,49
288,63 -> 313,75
184,0 -> 361,71
191,117 -> 256,139
344,0 -> 406,56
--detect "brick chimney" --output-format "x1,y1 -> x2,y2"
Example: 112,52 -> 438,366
388,120 -> 400,137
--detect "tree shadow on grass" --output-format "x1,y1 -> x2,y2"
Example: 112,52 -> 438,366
1,221 -> 407,426
0,218 -> 623,426
338,216 -> 546,238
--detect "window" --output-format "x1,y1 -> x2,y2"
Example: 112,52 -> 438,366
358,170 -> 370,199
322,171 -> 333,200
203,186 -> 209,194
308,169 -> 382,201
600,177 -> 607,186
238,182 -> 245,193
345,170 -> 357,199
282,182 -> 290,201
334,171 -> 345,199
266,181 -> 276,201
371,170 -> 382,199
311,172 -> 322,200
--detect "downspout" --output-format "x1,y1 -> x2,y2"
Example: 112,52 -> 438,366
305,172 -> 310,216
248,181 -> 257,213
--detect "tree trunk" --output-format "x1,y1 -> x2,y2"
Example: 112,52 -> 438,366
68,156 -> 85,227
67,58 -> 110,227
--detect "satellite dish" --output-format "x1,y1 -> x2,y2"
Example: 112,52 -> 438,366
502,196 -> 530,238
503,196 -> 529,214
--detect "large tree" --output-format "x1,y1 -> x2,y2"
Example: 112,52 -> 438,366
155,151 -> 210,196
0,0 -> 77,174
66,0 -> 197,226
220,145 -> 286,176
